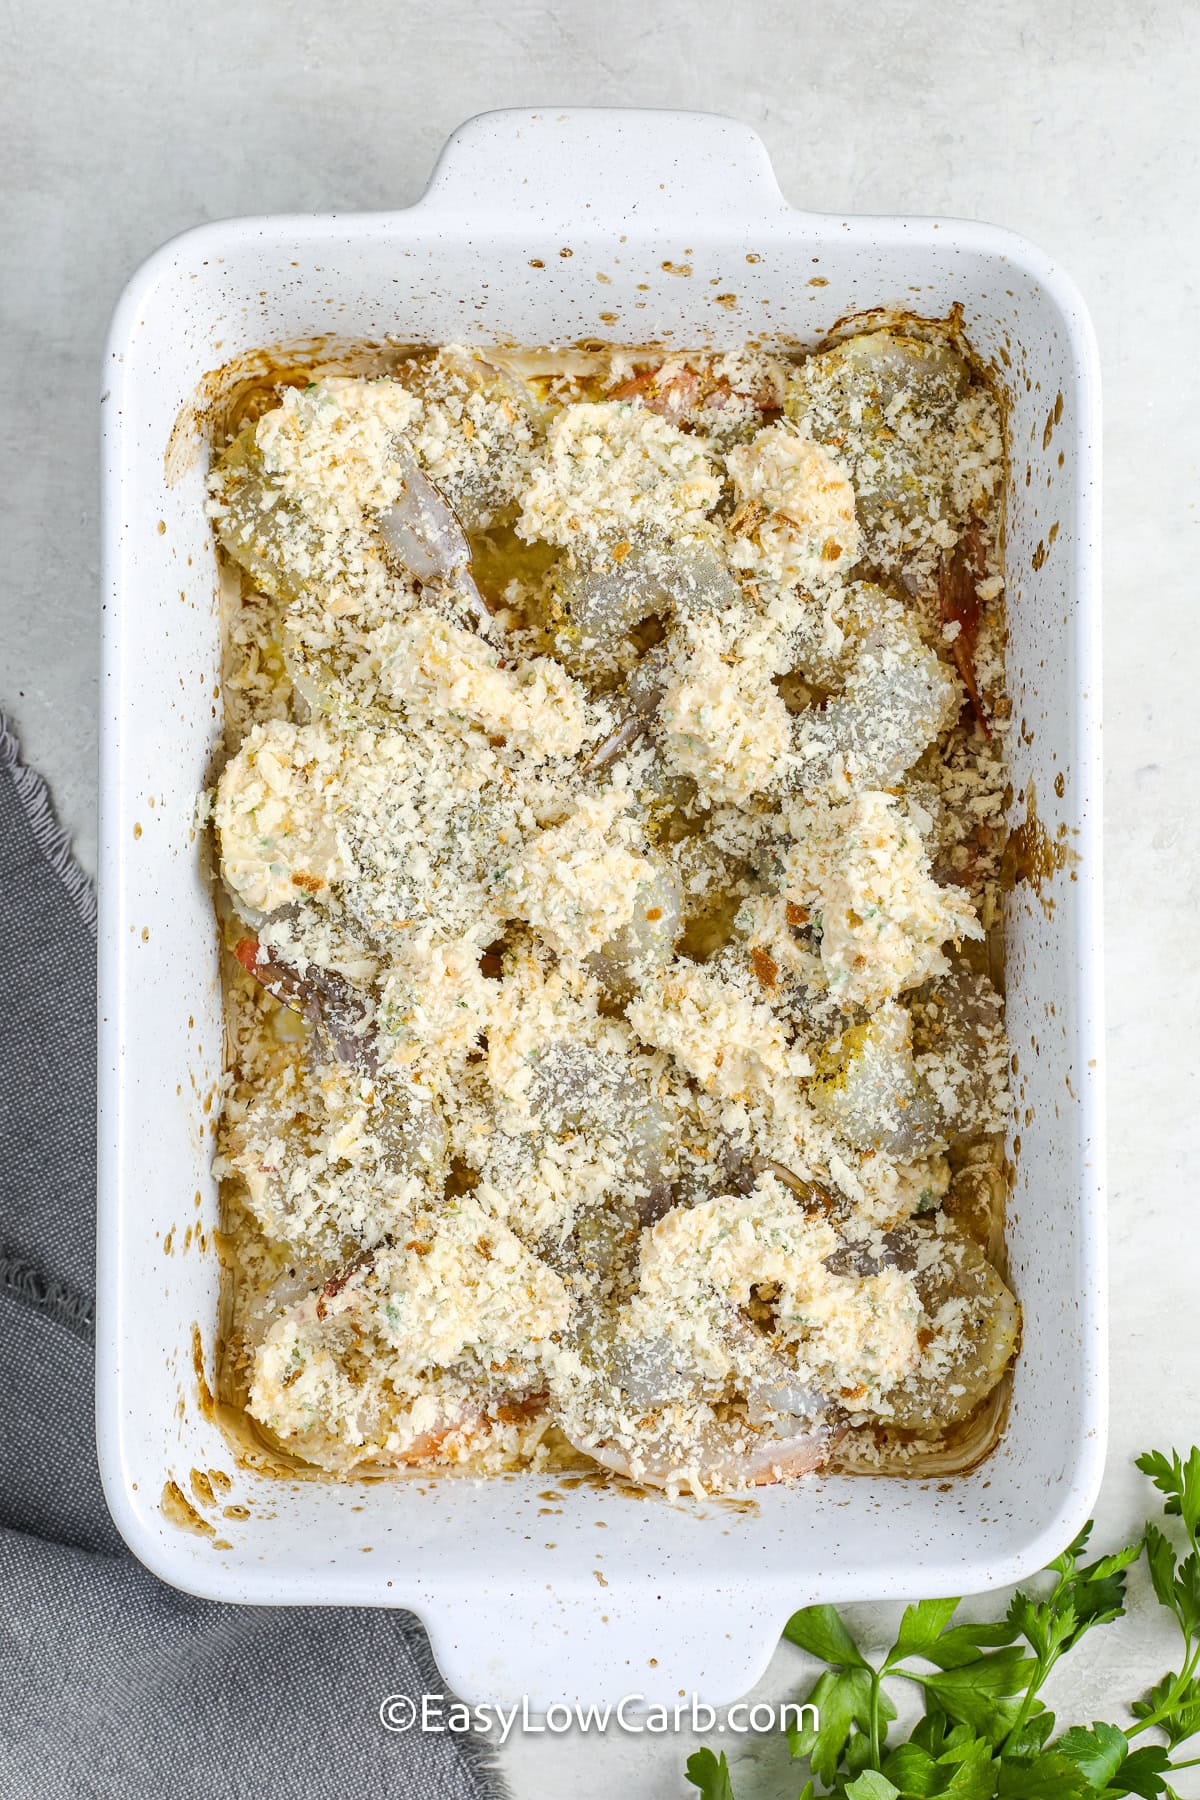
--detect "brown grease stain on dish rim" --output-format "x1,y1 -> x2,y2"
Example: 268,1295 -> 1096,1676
161,1478 -> 214,1537
169,300 -> 998,489
190,1468 -> 215,1505
191,1322 -> 215,1418
1002,780 -> 1078,918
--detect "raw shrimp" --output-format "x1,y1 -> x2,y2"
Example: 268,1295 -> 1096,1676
220,1050 -> 448,1257
230,935 -> 449,1228
786,330 -> 973,571
786,623 -> 961,793
234,934 -> 378,1071
525,1042 -> 676,1224
558,1294 -> 842,1491
569,1413 -> 842,1492
573,537 -> 742,771
395,345 -> 542,530
609,353 -> 784,429
211,388 -> 500,639
725,422 -> 860,586
811,964 -> 1007,1159
783,789 -> 982,1012
248,1206 -> 564,1471
910,962 -> 1008,1141
825,1223 -> 1020,1431
253,1271 -> 546,1471
210,422 -> 317,603
585,854 -> 683,999
213,717 -> 347,918
547,533 -> 740,680
552,1182 -> 924,1488
810,1001 -> 945,1159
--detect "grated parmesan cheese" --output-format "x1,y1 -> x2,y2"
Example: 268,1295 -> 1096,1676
208,333 -> 1017,1492
517,400 -> 721,549
372,607 -> 588,760
726,422 -> 860,586
785,789 -> 983,1009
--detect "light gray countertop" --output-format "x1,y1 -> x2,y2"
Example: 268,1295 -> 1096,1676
4,1 -> 1197,1793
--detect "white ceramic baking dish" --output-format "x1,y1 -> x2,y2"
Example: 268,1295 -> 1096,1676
97,108 -> 1105,1708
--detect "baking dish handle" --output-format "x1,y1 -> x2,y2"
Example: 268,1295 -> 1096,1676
421,1585 -> 782,1710
417,107 -> 790,230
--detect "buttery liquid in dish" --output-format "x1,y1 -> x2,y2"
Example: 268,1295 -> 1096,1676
204,334 -> 1018,1495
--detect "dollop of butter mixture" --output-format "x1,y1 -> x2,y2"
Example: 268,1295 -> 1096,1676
206,336 -> 1018,1494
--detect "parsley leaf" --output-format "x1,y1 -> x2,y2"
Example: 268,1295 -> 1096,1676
925,1621 -> 1022,1670
1136,1448 -> 1200,1536
1090,1545 -> 1145,1582
1108,1743 -> 1174,1798
1130,1673 -> 1178,1730
788,1667 -> 875,1785
887,1598 -> 963,1666
1173,1551 -> 1200,1639
783,1604 -> 869,1668
994,1751 -> 1093,1795
684,1747 -> 737,1799
845,1774 -> 901,1799
918,1650 -> 1038,1741
884,1734 -> 997,1797
1056,1721 -> 1130,1785
1001,1709 -> 1056,1759
1131,1671 -> 1200,1747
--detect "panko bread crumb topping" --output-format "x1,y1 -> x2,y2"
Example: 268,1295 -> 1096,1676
206,333 -> 1018,1495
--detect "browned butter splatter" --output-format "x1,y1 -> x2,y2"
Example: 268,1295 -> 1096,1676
161,1479 -> 215,1537
1002,781 -> 1077,917
192,1323 -> 215,1419
190,1469 -> 215,1506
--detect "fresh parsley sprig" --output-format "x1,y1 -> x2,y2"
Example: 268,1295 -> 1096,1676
684,1448 -> 1200,1799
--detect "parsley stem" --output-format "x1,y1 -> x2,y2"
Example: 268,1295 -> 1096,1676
1124,1515 -> 1200,1745
1124,1635 -> 1200,1740
999,1644 -> 1063,1757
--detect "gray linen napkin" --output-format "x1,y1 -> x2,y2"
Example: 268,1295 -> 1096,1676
0,717 -> 509,1800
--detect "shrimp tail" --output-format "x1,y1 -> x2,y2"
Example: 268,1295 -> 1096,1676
233,935 -> 378,1072
376,443 -> 497,638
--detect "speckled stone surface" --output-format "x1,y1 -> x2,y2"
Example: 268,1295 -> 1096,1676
3,2 -> 1196,1795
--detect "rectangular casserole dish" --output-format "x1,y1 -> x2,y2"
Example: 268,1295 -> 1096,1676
98,107 -> 1105,1708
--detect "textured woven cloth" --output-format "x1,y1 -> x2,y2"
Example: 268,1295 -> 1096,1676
0,719 -> 507,1800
